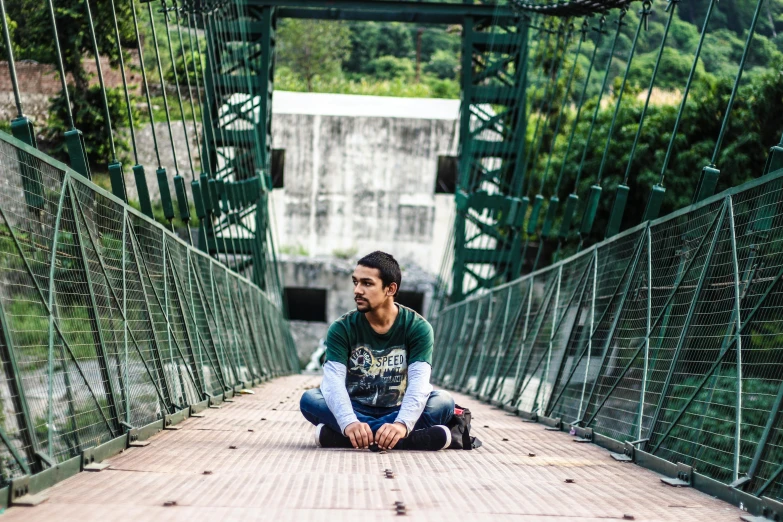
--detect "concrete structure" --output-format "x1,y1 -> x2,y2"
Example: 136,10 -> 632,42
268,92 -> 457,363
269,91 -> 457,276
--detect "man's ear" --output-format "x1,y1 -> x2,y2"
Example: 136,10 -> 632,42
387,282 -> 398,297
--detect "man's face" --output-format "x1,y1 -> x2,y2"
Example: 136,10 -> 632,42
352,265 -> 394,313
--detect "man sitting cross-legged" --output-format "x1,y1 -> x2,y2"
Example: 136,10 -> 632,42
300,251 -> 454,451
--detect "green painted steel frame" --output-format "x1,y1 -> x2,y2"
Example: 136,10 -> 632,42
0,129 -> 297,503
432,165 -> 783,517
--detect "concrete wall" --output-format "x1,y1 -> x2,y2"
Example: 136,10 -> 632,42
270,92 -> 457,276
125,121 -> 201,203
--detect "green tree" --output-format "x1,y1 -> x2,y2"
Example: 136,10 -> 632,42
425,49 -> 459,80
7,0 -> 135,91
367,56 -> 414,81
5,0 -> 137,169
277,19 -> 352,91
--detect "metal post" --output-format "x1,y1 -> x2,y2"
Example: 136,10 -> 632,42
122,209 -> 130,426
728,197 -> 743,481
512,277 -> 559,407
187,250 -> 205,394
638,226 -> 652,439
472,293 -> 495,393
580,230 -> 648,423
62,195 -> 172,420
127,221 -> 175,412
511,280 -> 535,399
0,301 -> 38,473
488,288 -> 526,399
520,260 -> 591,407
647,202 -> 727,451
187,255 -> 231,390
162,234 -> 177,403
578,249 -> 599,420
165,252 -> 207,399
68,185 -> 122,436
445,305 -> 471,385
456,299 -> 484,389
533,265 -> 562,412
46,174 -> 70,456
544,259 -> 592,418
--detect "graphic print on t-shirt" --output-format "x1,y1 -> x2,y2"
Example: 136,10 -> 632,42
346,344 -> 408,407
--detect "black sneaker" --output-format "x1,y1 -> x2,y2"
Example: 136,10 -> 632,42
315,423 -> 353,448
398,425 -> 452,451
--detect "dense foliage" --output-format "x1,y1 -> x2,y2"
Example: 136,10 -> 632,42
4,0 -> 136,169
522,1 -> 783,243
3,1 -> 783,230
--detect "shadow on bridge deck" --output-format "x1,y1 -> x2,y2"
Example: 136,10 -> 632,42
4,374 -> 742,521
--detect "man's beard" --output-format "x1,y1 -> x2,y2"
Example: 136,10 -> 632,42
355,299 -> 372,313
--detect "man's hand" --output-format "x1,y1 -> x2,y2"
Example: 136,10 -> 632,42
375,422 -> 407,450
344,421 -> 373,449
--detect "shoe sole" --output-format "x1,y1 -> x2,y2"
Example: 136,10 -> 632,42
439,425 -> 452,450
315,423 -> 324,448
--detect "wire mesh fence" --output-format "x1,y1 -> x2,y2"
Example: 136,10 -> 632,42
432,169 -> 783,502
0,132 -> 296,486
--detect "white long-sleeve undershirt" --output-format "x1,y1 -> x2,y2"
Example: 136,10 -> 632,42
321,361 -> 358,434
393,362 -> 433,434
321,360 -> 433,435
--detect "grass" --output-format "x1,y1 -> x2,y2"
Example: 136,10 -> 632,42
134,94 -> 201,126
275,68 -> 460,99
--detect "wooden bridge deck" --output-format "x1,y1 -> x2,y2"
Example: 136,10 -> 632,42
4,374 -> 743,521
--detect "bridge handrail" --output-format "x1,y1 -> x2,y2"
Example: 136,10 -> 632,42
0,130 -> 297,505
433,166 -> 783,511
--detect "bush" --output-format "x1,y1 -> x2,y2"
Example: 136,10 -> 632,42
367,56 -> 415,81
45,86 -> 136,172
425,49 -> 459,80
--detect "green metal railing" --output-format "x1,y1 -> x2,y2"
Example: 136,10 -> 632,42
432,166 -> 783,512
0,131 -> 297,500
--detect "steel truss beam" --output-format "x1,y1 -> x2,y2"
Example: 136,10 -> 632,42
242,1 -> 518,23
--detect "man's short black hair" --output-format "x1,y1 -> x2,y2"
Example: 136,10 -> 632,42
357,251 -> 401,296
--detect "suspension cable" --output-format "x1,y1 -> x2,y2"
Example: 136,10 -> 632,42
45,0 -> 75,129
509,20 -> 552,196
658,0 -> 717,186
185,7 -> 213,177
0,0 -> 22,118
710,0 -> 765,167
596,2 -> 649,185
130,0 -> 162,169
623,0 -> 678,186
553,15 -> 606,195
173,2 -> 202,171
522,21 -> 569,198
81,0 -> 118,162
148,0 -> 181,177
162,0 -> 196,180
517,21 -> 557,196
190,8 -> 223,258
108,0 -> 138,166
543,19 -> 588,194
572,7 -> 626,191
528,21 -> 573,196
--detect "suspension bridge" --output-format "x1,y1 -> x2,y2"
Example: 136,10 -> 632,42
0,0 -> 780,520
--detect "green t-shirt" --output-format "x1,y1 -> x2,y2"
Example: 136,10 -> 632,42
325,304 -> 433,408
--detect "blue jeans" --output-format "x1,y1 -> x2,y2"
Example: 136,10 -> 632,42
300,388 -> 454,435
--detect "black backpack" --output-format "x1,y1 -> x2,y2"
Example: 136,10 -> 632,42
446,404 -> 482,450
